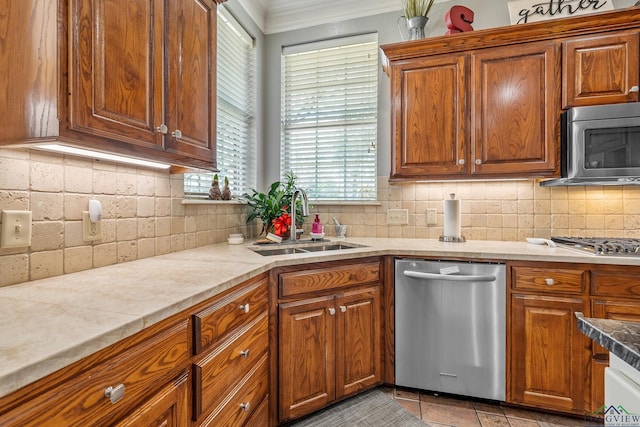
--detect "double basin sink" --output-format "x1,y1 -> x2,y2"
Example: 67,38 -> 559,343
249,240 -> 366,256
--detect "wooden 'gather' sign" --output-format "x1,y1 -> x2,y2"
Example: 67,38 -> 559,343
507,0 -> 614,24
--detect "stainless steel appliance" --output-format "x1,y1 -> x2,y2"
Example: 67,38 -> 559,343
542,102 -> 640,186
394,259 -> 506,401
551,236 -> 640,256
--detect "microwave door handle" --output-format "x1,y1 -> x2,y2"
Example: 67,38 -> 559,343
403,270 -> 496,282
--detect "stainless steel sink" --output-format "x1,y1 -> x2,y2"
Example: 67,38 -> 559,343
249,241 -> 366,256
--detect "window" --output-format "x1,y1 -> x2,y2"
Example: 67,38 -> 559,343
184,7 -> 256,197
281,34 -> 378,201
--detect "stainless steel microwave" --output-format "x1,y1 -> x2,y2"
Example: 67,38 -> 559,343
541,102 -> 640,186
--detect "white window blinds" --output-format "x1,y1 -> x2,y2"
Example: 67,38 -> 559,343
184,7 -> 256,196
281,34 -> 378,201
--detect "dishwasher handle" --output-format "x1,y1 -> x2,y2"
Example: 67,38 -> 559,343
403,270 -> 496,282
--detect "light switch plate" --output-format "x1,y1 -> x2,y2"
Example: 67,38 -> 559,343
387,209 -> 409,225
1,210 -> 32,248
82,211 -> 103,241
426,209 -> 437,225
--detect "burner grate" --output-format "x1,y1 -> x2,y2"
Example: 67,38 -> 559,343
551,237 -> 640,256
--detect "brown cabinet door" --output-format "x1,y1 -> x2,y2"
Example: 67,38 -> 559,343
0,0 -> 58,143
588,300 -> 640,413
510,294 -> 589,413
563,32 -> 640,108
113,371 -> 189,427
335,287 -> 381,398
471,42 -> 560,177
69,0 -> 164,149
164,0 -> 217,164
279,296 -> 336,421
391,54 -> 468,179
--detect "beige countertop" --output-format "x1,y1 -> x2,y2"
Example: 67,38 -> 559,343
1,237 -> 638,398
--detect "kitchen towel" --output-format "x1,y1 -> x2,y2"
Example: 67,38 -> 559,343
443,193 -> 461,238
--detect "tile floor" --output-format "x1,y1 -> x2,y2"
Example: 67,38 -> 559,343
382,387 -> 603,427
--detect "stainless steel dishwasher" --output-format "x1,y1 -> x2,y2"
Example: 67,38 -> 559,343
395,259 -> 506,401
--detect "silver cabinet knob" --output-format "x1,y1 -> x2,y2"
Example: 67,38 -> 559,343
239,304 -> 250,313
105,384 -> 126,404
630,85 -> 639,93
475,159 -> 482,165
340,305 -> 347,313
156,124 -> 168,134
458,159 -> 465,165
171,129 -> 183,138
545,278 -> 555,286
239,349 -> 250,358
328,307 -> 336,315
240,402 -> 251,412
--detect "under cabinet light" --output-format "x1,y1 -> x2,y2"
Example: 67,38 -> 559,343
35,144 -> 171,169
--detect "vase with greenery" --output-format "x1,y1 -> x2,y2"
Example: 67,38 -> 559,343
399,0 -> 435,40
244,171 -> 309,237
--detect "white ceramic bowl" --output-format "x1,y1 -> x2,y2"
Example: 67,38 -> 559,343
310,232 -> 325,240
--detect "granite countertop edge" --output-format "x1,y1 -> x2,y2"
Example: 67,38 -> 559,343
1,237 -> 640,399
577,315 -> 640,371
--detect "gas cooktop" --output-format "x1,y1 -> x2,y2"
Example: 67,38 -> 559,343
551,237 -> 640,256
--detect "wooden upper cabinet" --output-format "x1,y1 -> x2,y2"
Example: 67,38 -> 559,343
563,31 -> 640,108
69,0 -> 217,166
164,0 -> 217,162
391,54 -> 467,179
471,42 -> 560,177
69,0 -> 164,149
0,1 -> 218,169
0,0 -> 58,142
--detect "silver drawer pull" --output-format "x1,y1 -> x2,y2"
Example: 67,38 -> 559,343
155,124 -> 168,134
630,85 -> 639,93
545,278 -> 555,286
105,384 -> 126,404
340,305 -> 347,313
328,307 -> 336,315
240,401 -> 251,412
171,129 -> 183,139
239,349 -> 250,358
239,303 -> 250,313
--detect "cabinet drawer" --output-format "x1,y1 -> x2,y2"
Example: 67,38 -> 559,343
280,262 -> 380,298
198,353 -> 269,427
244,395 -> 269,427
193,277 -> 268,354
0,320 -> 189,427
193,313 -> 268,420
592,271 -> 640,298
512,266 -> 586,293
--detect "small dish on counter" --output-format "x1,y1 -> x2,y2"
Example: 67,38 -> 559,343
227,234 -> 244,244
310,232 -> 325,240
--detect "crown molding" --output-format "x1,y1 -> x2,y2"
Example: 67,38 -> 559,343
235,0 -> 446,34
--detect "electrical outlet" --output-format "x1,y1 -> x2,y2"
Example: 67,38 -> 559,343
82,211 -> 103,241
0,210 -> 32,248
426,208 -> 437,225
387,209 -> 409,225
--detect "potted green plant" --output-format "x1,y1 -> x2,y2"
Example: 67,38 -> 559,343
402,0 -> 435,18
243,171 -> 308,237
399,0 -> 435,40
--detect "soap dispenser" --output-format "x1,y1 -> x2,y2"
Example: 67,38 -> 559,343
312,214 -> 322,234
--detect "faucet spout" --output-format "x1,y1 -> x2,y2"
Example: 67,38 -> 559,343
290,188 -> 309,242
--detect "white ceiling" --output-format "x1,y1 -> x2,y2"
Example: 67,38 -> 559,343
236,0 -> 413,34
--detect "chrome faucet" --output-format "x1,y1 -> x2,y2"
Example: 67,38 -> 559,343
289,188 -> 309,242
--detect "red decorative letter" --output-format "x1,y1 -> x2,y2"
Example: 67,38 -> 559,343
445,5 -> 475,34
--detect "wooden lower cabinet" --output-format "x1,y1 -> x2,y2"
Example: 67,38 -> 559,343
588,299 -> 640,413
114,371 -> 190,427
509,294 -> 590,413
278,285 -> 381,423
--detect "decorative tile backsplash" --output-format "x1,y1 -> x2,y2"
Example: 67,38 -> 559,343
1,147 -> 640,287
